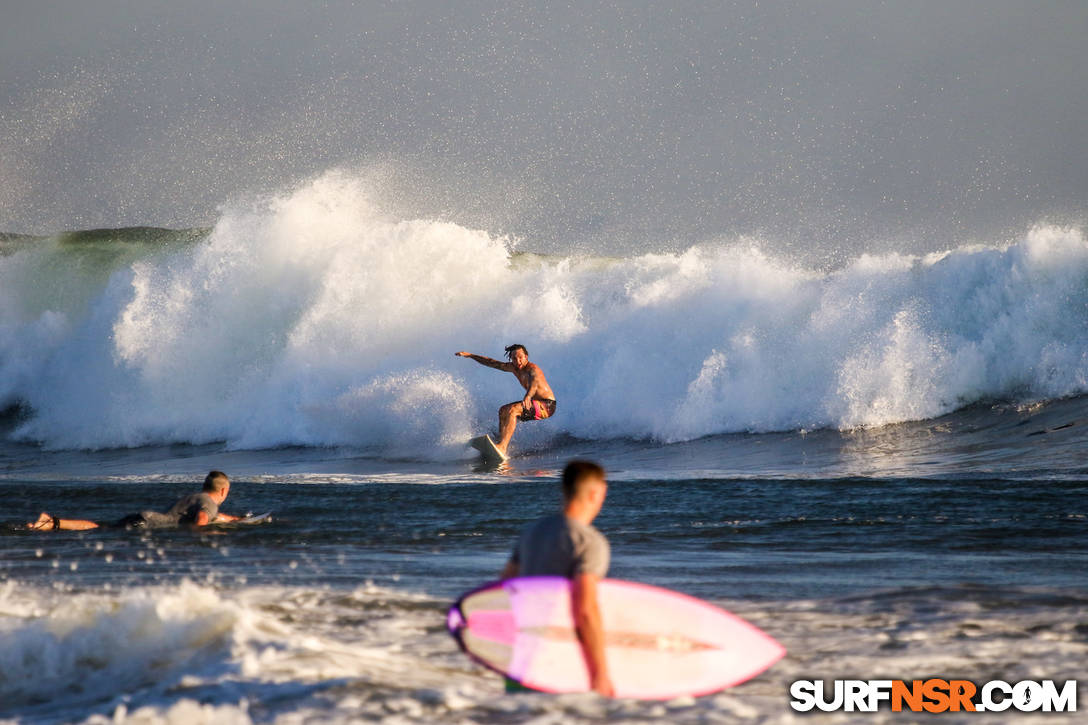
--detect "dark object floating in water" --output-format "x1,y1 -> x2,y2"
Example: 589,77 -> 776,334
1027,421 -> 1078,437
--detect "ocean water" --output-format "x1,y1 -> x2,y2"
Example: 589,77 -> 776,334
3,175 -> 1088,723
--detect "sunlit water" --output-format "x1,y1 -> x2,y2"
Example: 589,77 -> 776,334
3,395 -> 1087,723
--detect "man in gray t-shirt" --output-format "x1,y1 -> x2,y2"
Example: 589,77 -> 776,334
500,460 -> 614,697
27,471 -> 240,531
510,512 -> 610,579
136,491 -> 221,529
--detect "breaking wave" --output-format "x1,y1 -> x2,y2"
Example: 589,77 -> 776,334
2,171 -> 1088,452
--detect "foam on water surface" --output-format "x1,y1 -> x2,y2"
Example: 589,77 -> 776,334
1,581 -> 1084,724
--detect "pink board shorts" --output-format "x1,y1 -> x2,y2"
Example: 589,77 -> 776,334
519,399 -> 557,422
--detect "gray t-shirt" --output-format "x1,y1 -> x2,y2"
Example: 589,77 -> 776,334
139,493 -> 219,528
512,513 -> 610,578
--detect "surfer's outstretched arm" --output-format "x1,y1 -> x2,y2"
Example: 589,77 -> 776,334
572,573 -> 614,697
455,351 -> 514,372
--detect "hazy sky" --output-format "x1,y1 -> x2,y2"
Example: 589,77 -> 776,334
2,0 -> 1086,260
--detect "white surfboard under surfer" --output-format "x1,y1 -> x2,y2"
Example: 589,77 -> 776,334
455,344 -> 557,459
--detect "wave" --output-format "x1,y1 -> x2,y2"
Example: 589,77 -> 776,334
0,580 -> 237,714
2,170 -> 1088,452
0,580 -> 461,722
3,579 -> 1085,723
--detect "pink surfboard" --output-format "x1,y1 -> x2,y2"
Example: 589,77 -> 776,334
447,577 -> 785,699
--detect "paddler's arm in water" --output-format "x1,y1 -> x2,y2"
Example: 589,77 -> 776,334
571,573 -> 615,697
213,512 -> 242,523
454,351 -> 514,372
26,512 -> 99,531
194,511 -> 241,525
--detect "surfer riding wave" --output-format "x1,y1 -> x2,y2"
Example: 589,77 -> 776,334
455,344 -> 556,456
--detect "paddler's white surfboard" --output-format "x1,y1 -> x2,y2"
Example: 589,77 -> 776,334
470,435 -> 508,463
447,576 -> 785,699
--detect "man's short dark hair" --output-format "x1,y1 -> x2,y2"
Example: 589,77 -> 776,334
203,470 -> 230,493
561,460 -> 606,500
504,344 -> 528,360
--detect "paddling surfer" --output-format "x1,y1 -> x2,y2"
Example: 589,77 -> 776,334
500,460 -> 614,697
455,344 -> 556,456
26,470 -> 242,531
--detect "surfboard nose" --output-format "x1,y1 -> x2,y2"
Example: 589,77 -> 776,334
446,605 -> 466,633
